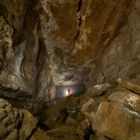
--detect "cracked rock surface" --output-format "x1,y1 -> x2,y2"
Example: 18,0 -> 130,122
0,0 -> 140,139
0,0 -> 139,109
0,78 -> 140,140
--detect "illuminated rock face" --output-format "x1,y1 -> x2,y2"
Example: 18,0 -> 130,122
39,0 -> 135,86
86,0 -> 140,85
0,0 -> 139,111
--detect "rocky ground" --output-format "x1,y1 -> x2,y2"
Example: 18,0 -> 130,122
0,77 -> 140,140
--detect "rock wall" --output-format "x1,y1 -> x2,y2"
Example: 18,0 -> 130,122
0,0 -> 139,112
86,0 -> 140,85
39,0 -> 135,86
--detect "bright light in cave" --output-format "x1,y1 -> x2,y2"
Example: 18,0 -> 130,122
56,84 -> 86,98
65,88 -> 72,96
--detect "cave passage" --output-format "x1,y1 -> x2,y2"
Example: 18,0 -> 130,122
0,0 -> 140,140
56,83 -> 86,98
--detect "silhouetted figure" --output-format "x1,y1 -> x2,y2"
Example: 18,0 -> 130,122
67,88 -> 72,96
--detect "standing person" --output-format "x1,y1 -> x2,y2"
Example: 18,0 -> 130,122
67,88 -> 72,96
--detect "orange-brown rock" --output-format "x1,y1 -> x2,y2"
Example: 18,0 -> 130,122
0,0 -> 139,111
94,97 -> 140,140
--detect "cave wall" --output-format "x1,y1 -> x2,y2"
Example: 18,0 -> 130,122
86,0 -> 140,85
0,0 -> 139,111
39,0 -> 135,86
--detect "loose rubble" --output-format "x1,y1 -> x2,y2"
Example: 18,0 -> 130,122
0,78 -> 140,140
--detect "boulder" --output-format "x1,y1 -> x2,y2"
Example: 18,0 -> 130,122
44,95 -> 77,129
118,78 -> 140,95
19,109 -> 38,140
109,91 -> 140,113
80,98 -> 95,114
130,119 -> 140,140
94,101 -> 140,140
0,98 -> 40,140
76,119 -> 90,139
84,83 -> 111,98
0,98 -> 23,139
78,97 -> 96,128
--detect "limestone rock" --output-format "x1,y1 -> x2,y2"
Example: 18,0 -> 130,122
64,117 -> 78,127
0,0 -> 139,113
0,98 -> 41,140
39,0 -> 135,87
109,90 -> 140,113
46,125 -> 80,140
5,129 -> 18,140
46,125 -> 74,136
44,95 -> 77,128
80,98 -> 94,113
19,109 -> 38,140
131,119 -> 140,140
0,14 -> 38,94
0,0 -> 140,139
85,83 -> 111,97
94,101 -> 140,140
0,98 -> 23,139
118,78 -> 140,95
79,97 -> 96,124
0,123 -> 7,138
29,128 -> 50,140
76,119 -> 90,139
86,0 -> 140,85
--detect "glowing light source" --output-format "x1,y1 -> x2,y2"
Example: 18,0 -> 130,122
56,83 -> 86,98
65,88 -> 72,96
